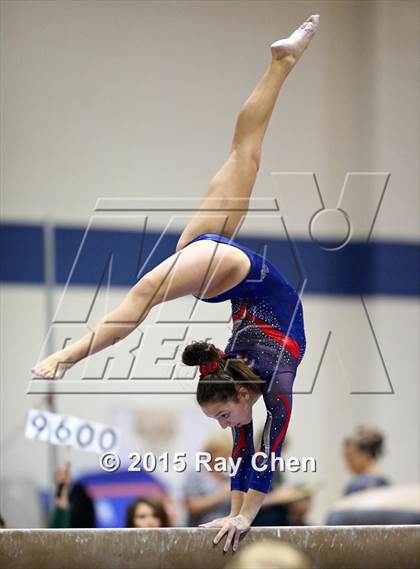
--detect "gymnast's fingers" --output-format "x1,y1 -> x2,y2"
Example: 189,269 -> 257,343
223,527 -> 236,552
232,530 -> 241,552
213,524 -> 229,545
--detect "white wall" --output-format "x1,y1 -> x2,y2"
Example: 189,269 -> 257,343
1,0 -> 419,526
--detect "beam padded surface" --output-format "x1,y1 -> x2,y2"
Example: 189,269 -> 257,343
1,526 -> 419,569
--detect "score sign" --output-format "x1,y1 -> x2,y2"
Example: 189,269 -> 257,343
25,409 -> 119,454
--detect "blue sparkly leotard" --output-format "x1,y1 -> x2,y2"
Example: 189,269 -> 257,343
186,233 -> 306,494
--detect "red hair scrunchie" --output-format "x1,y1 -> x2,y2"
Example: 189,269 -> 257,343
199,349 -> 226,377
199,360 -> 219,376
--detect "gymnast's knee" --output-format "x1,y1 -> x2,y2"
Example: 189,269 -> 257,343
231,142 -> 261,171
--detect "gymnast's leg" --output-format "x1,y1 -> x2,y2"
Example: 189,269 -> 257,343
31,16 -> 319,379
31,238 -> 246,378
175,15 -> 320,252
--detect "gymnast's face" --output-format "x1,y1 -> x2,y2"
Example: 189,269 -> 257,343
201,387 -> 254,429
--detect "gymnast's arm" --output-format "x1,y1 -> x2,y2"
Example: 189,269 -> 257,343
228,424 -> 267,522
32,241 -> 245,378
199,375 -> 294,538
200,423 -> 254,525
234,374 -> 294,525
229,490 -> 245,516
246,369 -> 294,494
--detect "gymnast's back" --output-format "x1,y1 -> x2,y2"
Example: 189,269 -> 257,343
186,233 -> 306,361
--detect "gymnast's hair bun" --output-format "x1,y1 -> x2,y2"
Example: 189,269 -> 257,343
181,341 -> 221,367
183,341 -> 262,406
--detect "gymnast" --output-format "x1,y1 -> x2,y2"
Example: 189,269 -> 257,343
32,15 -> 319,551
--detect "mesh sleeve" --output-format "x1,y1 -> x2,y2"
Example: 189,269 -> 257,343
230,422 -> 255,492
247,369 -> 296,493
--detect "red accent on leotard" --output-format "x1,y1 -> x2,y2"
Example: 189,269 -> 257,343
271,394 -> 292,453
232,302 -> 301,359
232,426 -> 247,460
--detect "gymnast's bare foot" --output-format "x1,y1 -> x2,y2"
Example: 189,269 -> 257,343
271,14 -> 320,66
32,350 -> 74,379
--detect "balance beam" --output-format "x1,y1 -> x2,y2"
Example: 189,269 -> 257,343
1,526 -> 419,569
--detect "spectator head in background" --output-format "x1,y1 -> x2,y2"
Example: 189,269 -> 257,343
204,430 -> 232,464
287,484 -> 314,526
344,425 -> 385,474
224,540 -> 312,569
125,497 -> 170,528
343,425 -> 389,495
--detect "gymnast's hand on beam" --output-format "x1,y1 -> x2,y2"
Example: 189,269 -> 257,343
199,514 -> 251,552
